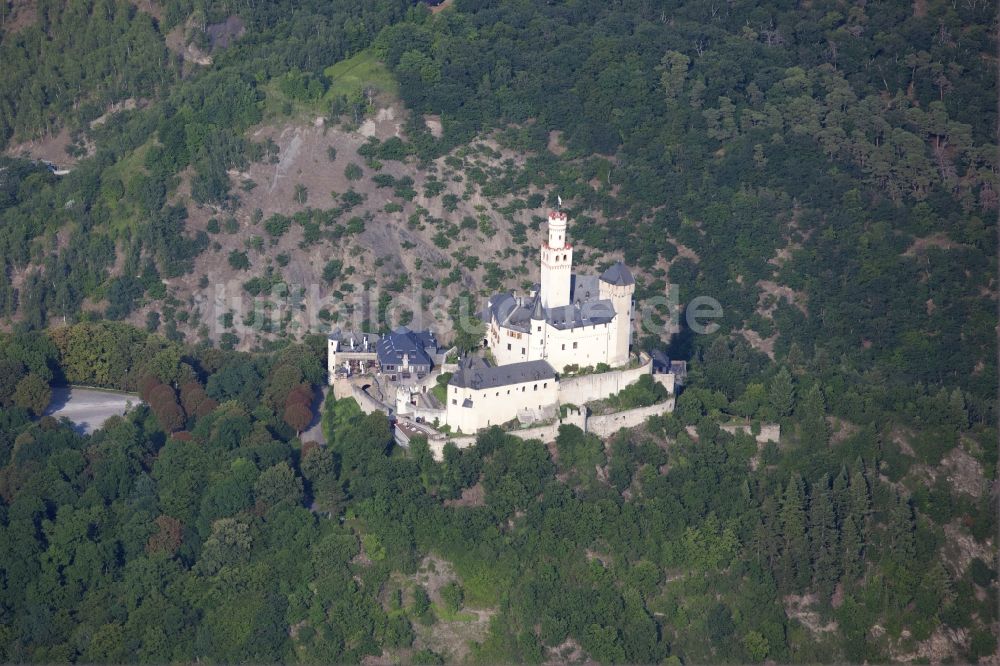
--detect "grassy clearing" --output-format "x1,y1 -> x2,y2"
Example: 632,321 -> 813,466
432,604 -> 478,623
323,49 -> 398,99
263,49 -> 398,120
100,139 -> 153,236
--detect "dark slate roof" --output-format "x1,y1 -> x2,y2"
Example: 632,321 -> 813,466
376,326 -> 436,368
487,292 -> 532,334
450,357 -> 555,390
328,329 -> 380,352
546,299 -> 616,330
651,349 -> 671,372
531,296 -> 545,320
570,274 -> 600,304
489,276 -> 618,332
600,261 -> 635,286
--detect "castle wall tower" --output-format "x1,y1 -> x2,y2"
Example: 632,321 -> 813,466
540,211 -> 573,309
599,262 -> 636,367
528,296 -> 546,361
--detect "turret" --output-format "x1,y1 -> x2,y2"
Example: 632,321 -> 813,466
547,210 -> 567,249
528,296 -> 546,360
599,261 -> 636,367
540,211 -> 573,309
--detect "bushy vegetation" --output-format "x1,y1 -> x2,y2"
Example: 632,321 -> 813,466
0,323 -> 994,662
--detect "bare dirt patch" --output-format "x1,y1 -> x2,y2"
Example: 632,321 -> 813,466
940,446 -> 987,498
423,114 -> 443,139
891,625 -> 967,663
359,106 -> 404,139
5,126 -> 81,166
90,98 -> 145,129
740,327 -> 777,359
768,241 -> 802,268
827,416 -> 860,446
1,0 -> 37,34
757,279 -> 808,317
141,114 -> 553,347
548,130 -> 567,156
165,22 -> 212,66
903,233 -> 965,256
671,237 -> 701,262
386,555 -> 497,662
941,521 -> 995,577
443,482 -> 485,508
545,638 -> 593,665
784,593 -> 838,635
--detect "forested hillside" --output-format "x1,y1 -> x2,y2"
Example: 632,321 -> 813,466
0,0 -> 996,662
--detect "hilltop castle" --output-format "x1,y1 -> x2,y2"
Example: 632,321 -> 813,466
332,209 -> 673,439
484,210 -> 636,372
440,211 -> 650,433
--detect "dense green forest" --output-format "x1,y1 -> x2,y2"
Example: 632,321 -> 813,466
0,322 -> 995,662
0,0 -> 996,661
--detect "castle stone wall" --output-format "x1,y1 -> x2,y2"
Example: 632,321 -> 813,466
332,378 -> 389,416
587,399 -> 675,438
558,354 -> 653,406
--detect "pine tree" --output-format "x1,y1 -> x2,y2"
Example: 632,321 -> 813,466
779,474 -> 810,592
841,513 -> 864,585
888,493 -> 916,560
798,384 -> 828,447
769,367 -> 795,418
848,458 -> 872,541
832,466 -> 850,528
809,475 -> 841,601
947,388 -> 968,429
751,495 -> 781,571
915,560 -> 953,616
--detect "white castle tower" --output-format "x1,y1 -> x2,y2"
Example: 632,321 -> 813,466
599,261 -> 636,367
540,211 -> 572,309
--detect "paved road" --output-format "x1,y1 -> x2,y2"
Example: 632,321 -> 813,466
301,385 -> 330,444
45,387 -> 141,434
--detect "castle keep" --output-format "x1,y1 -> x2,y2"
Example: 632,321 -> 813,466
485,210 -> 636,372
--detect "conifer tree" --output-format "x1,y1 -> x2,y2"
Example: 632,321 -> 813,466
888,493 -> 916,560
798,384 -> 828,447
947,388 -> 968,429
832,466 -> 850,528
841,513 -> 864,585
849,458 -> 872,541
769,367 -> 795,418
809,475 -> 841,600
778,474 -> 810,592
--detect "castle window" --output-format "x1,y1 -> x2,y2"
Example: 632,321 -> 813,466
543,382 -> 547,388
561,344 -> 565,350
451,399 -> 457,405
521,347 -> 525,354
507,343 -> 511,351
573,342 -> 578,349
536,326 -> 541,332
533,384 -> 537,391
